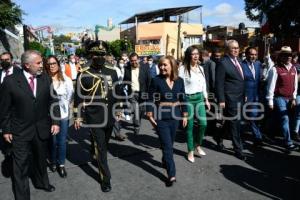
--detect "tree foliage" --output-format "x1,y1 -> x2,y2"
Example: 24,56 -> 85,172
0,0 -> 23,28
244,0 -> 300,37
28,41 -> 46,55
53,34 -> 72,46
107,39 -> 133,58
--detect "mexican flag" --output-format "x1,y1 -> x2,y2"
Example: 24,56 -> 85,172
261,13 -> 270,34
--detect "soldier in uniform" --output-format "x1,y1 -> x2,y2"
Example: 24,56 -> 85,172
73,40 -> 118,192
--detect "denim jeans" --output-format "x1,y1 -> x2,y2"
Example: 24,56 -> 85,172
292,95 -> 300,135
50,118 -> 68,165
274,97 -> 293,145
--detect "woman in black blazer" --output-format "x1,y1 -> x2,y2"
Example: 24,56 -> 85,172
146,55 -> 187,187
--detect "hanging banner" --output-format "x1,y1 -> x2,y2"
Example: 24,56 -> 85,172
135,44 -> 161,56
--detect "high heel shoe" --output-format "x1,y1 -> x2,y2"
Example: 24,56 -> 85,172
196,146 -> 206,156
166,177 -> 176,187
187,151 -> 195,163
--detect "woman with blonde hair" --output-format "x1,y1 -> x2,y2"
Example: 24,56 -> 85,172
147,55 -> 187,187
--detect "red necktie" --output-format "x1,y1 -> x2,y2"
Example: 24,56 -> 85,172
5,70 -> 9,77
234,58 -> 244,79
29,76 -> 35,93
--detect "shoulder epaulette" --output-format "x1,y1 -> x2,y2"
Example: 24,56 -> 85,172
79,66 -> 90,73
104,65 -> 116,70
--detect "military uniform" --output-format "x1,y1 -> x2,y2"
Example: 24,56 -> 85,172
73,40 -> 118,192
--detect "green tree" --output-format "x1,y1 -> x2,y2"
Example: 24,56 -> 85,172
108,39 -> 133,58
53,34 -> 72,46
28,41 -> 46,55
0,0 -> 23,28
244,0 -> 300,37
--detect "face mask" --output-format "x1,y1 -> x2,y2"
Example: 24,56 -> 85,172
119,63 -> 124,68
1,61 -> 11,70
148,61 -> 153,65
92,56 -> 105,68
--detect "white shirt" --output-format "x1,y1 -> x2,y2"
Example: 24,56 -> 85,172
114,66 -> 125,82
131,67 -> 140,92
23,70 -> 37,97
1,66 -> 14,83
52,75 -> 74,119
69,63 -> 78,80
266,63 -> 298,106
178,65 -> 208,98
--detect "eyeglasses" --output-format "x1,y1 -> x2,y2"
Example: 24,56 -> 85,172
48,62 -> 57,66
231,47 -> 239,50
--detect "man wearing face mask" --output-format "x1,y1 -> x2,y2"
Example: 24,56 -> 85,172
73,40 -> 118,192
0,52 -> 21,84
64,54 -> 81,82
148,55 -> 159,79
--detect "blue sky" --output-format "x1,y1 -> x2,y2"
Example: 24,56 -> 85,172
14,0 -> 258,34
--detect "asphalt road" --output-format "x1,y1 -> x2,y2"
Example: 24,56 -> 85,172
1,119 -> 299,200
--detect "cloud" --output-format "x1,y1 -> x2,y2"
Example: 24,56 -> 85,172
203,2 -> 259,27
214,3 -> 233,15
203,2 -> 233,17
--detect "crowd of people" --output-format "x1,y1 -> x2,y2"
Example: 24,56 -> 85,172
0,38 -> 300,199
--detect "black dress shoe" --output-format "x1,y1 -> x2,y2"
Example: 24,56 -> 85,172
235,152 -> 247,161
216,143 -> 225,151
58,166 -> 67,178
37,184 -> 55,192
101,181 -> 111,192
115,134 -> 127,141
134,128 -> 140,135
253,139 -> 263,147
49,164 -> 57,172
166,178 -> 176,187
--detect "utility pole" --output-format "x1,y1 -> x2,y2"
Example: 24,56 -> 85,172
177,15 -> 182,60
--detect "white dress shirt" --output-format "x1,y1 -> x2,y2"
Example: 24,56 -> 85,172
23,70 -> 37,97
1,66 -> 13,83
69,63 -> 78,80
178,65 -> 208,98
131,67 -> 140,92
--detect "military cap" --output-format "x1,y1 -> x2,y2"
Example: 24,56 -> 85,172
86,40 -> 108,56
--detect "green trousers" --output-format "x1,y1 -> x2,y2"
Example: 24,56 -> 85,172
186,92 -> 207,152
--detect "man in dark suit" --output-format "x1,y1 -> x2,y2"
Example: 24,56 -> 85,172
74,40 -> 118,192
215,40 -> 246,160
123,52 -> 151,135
201,49 -> 216,94
0,52 -> 21,84
0,52 -> 22,157
0,50 -> 60,200
241,47 -> 263,146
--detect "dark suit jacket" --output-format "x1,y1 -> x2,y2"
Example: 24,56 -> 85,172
0,66 -> 21,84
203,59 -> 216,93
147,75 -> 187,120
241,60 -> 261,102
123,63 -> 151,98
0,71 -> 60,141
215,55 -> 245,108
